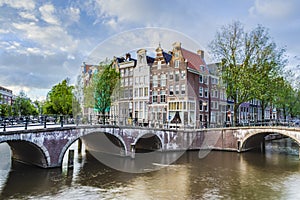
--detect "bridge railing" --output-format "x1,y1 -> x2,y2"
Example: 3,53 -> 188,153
0,115 -> 76,132
1,114 -> 298,132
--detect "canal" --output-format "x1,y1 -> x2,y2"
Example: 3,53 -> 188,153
1,139 -> 300,200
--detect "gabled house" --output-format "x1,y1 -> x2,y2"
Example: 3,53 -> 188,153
133,49 -> 154,126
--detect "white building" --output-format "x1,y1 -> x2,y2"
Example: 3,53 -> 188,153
132,49 -> 154,126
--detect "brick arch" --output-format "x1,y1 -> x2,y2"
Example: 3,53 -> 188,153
239,128 -> 300,151
82,128 -> 128,153
1,139 -> 50,168
58,137 -> 81,167
133,132 -> 164,149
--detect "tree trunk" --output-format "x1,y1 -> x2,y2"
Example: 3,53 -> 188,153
102,111 -> 106,124
261,104 -> 265,125
233,103 -> 239,127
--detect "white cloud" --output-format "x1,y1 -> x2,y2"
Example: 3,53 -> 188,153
39,3 -> 60,25
0,0 -> 35,10
0,29 -> 9,34
19,11 -> 38,21
88,0 -> 161,28
65,7 -> 80,23
12,22 -> 78,53
249,0 -> 298,19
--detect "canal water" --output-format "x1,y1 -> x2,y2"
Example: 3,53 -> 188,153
1,139 -> 300,200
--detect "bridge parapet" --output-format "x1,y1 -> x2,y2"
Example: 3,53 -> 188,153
1,125 -> 300,168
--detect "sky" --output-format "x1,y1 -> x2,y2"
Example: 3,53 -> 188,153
0,0 -> 299,101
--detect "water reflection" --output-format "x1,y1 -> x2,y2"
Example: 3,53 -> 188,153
0,140 -> 300,199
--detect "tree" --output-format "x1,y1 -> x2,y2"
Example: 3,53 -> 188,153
12,91 -> 38,116
43,79 -> 74,115
0,104 -> 12,117
209,21 -> 286,125
274,78 -> 300,120
84,63 -> 120,123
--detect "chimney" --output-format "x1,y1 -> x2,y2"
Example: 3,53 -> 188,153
197,50 -> 204,59
125,53 -> 131,61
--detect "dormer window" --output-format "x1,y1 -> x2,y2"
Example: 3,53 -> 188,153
200,65 -> 205,71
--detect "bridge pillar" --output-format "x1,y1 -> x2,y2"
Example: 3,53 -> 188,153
237,141 -> 241,152
130,143 -> 135,159
260,140 -> 265,153
78,138 -> 82,154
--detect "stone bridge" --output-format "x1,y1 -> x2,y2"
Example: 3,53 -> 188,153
0,125 -> 300,168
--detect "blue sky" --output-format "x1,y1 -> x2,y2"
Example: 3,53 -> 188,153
0,0 -> 299,100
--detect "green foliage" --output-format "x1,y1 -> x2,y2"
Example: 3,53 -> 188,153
84,63 -> 120,122
43,79 -> 74,115
274,78 -> 300,118
0,104 -> 12,117
209,21 -> 287,124
12,91 -> 38,116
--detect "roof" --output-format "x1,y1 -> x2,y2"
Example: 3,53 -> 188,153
181,48 -> 209,74
116,57 -> 137,67
146,56 -> 155,64
162,51 -> 172,64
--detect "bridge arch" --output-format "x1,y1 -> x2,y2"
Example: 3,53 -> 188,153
80,130 -> 128,156
133,132 -> 163,152
239,128 -> 300,152
58,137 -> 82,167
1,139 -> 49,168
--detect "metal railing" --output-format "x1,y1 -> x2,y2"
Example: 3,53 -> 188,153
1,114 -> 299,132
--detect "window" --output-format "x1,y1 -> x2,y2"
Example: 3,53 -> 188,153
204,88 -> 208,98
152,91 -> 158,103
199,100 -> 203,111
199,75 -> 203,83
153,75 -> 158,87
144,87 -> 148,96
215,90 -> 218,98
199,87 -> 203,97
129,77 -> 132,86
161,74 -> 166,87
134,88 -> 138,97
170,85 -> 174,95
139,88 -> 143,97
175,71 -> 179,81
158,60 -> 161,69
135,77 -> 139,84
160,90 -> 166,103
175,85 -> 179,94
181,84 -> 185,94
181,71 -> 186,79
203,76 -> 208,84
139,76 -> 144,84
175,60 -> 180,68
129,68 -> 133,76
169,71 -> 173,79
